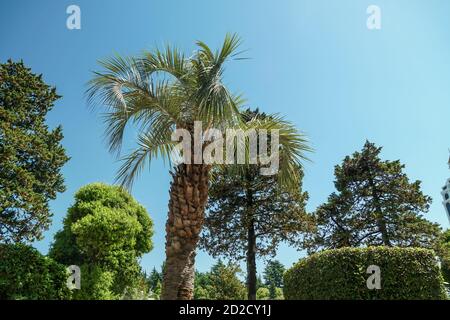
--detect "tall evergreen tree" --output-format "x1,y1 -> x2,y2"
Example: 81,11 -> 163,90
0,60 -> 69,243
263,260 -> 285,299
148,267 -> 162,292
193,270 -> 212,300
438,229 -> 450,284
304,141 -> 441,253
200,111 -> 312,300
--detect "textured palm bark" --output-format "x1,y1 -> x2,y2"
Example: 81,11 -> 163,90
162,163 -> 209,300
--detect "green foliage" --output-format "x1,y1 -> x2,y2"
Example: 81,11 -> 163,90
202,161 -> 310,258
274,287 -> 284,300
194,271 -> 212,300
207,261 -> 247,300
256,287 -> 283,300
75,265 -> 116,300
263,260 -> 285,299
201,110 -> 312,299
284,247 -> 447,300
192,261 -> 246,300
144,266 -> 163,299
49,183 -> 154,299
256,287 -> 270,300
149,280 -> 162,300
0,60 -> 69,243
87,35 -> 310,192
439,229 -> 450,284
304,141 -> 441,253
88,37 -> 311,299
0,243 -> 71,300
121,272 -> 153,300
147,267 -> 162,297
201,110 -> 311,261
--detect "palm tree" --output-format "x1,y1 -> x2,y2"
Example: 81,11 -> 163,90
87,34 -> 311,300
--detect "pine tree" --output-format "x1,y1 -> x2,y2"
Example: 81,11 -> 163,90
200,110 -> 312,300
304,141 -> 441,253
0,60 -> 69,243
263,260 -> 285,299
148,267 -> 162,292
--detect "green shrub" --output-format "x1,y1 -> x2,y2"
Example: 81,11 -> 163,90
284,247 -> 447,300
49,183 -> 154,299
0,243 -> 71,300
256,287 -> 270,300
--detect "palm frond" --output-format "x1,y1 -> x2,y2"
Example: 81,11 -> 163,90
221,113 -> 312,192
194,33 -> 245,126
116,129 -> 175,189
87,56 -> 184,155
249,114 -> 312,190
141,45 -> 192,87
87,35 -> 275,190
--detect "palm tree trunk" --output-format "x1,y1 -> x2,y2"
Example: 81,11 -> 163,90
162,163 -> 209,300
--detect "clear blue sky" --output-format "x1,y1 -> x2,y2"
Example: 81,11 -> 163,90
1,0 -> 450,275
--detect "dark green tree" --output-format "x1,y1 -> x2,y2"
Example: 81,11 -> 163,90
0,243 -> 71,300
192,262 -> 248,300
193,270 -> 212,300
200,110 -> 312,300
263,260 -> 285,299
304,141 -> 441,253
148,267 -> 162,292
438,229 -> 450,284
207,260 -> 246,300
145,265 -> 165,299
256,287 -> 270,300
49,183 -> 154,299
0,60 -> 69,243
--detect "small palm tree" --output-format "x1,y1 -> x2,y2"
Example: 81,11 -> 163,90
87,34 -> 311,300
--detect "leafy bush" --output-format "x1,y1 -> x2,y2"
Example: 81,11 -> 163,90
192,261 -> 246,300
207,261 -> 247,300
284,247 -> 447,300
439,229 -> 450,284
256,287 -> 270,300
0,243 -> 71,300
49,183 -> 154,299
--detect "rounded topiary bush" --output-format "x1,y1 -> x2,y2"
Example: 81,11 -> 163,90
0,243 -> 71,300
284,247 -> 447,300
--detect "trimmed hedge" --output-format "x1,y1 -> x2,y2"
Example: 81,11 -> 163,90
0,243 -> 71,300
284,247 -> 447,300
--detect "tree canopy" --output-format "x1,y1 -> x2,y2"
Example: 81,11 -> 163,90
49,183 -> 154,299
192,260 -> 246,300
0,60 -> 69,243
200,110 -> 312,299
263,260 -> 285,299
438,229 -> 450,284
304,141 -> 441,253
201,110 -> 311,260
87,33 -> 311,300
0,243 -> 71,300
